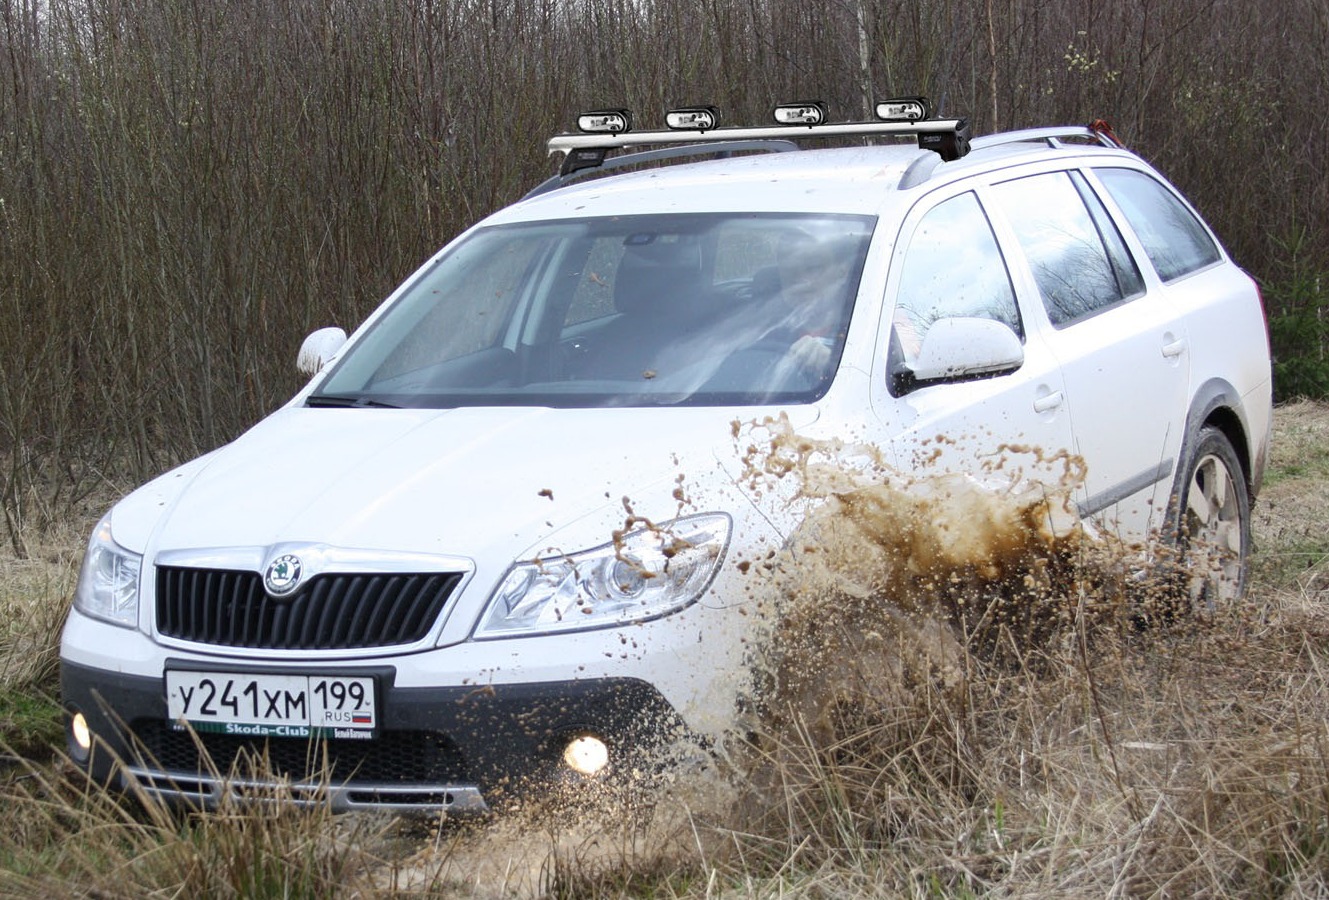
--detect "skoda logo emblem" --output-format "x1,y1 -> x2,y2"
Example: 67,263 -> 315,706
264,554 -> 303,597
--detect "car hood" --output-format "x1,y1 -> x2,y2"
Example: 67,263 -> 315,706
111,405 -> 814,564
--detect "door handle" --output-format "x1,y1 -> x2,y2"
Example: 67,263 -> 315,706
1034,390 -> 1064,413
1162,337 -> 1186,359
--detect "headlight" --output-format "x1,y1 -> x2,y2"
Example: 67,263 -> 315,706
73,512 -> 142,628
475,513 -> 731,639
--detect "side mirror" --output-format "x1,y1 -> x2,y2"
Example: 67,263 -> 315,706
907,316 -> 1023,383
297,327 -> 347,375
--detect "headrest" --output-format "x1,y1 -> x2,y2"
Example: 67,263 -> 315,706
613,239 -> 705,317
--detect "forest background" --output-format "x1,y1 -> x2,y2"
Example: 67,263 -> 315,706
1,0 -> 1325,548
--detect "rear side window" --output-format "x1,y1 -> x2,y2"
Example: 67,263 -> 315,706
1096,167 -> 1221,282
990,170 -> 1143,326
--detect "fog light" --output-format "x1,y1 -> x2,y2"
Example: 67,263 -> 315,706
70,712 -> 92,760
562,735 -> 609,776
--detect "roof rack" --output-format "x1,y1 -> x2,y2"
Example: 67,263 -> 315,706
523,139 -> 801,200
537,108 -> 971,196
968,123 -> 1125,153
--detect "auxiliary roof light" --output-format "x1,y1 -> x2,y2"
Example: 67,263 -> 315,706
875,96 -> 931,122
577,109 -> 633,134
772,102 -> 827,126
665,106 -> 720,131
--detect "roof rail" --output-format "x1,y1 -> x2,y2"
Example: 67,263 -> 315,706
523,139 -> 800,199
543,117 -> 970,184
969,124 -> 1125,153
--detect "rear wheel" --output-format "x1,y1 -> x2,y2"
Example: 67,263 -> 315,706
1174,426 -> 1251,611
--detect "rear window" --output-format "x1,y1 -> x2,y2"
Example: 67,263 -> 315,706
1096,167 -> 1221,282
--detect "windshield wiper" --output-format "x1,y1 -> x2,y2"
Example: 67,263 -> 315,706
305,394 -> 402,409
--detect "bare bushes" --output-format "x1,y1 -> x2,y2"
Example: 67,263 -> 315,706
1,0 -> 1324,534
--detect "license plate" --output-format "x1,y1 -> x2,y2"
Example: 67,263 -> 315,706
166,671 -> 377,740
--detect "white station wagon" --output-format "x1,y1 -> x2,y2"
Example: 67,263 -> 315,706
60,101 -> 1273,814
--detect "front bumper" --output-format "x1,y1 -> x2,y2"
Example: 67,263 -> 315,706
61,659 -> 686,814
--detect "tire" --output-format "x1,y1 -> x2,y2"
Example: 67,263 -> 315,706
1173,426 -> 1251,612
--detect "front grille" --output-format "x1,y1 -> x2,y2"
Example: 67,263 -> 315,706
129,720 -> 470,785
156,567 -> 462,650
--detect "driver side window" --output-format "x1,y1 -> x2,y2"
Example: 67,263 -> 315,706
890,192 -> 1022,374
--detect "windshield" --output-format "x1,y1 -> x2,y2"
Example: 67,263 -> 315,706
312,212 -> 875,408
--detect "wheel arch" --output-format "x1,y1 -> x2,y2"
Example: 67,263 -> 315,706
1164,378 -> 1253,538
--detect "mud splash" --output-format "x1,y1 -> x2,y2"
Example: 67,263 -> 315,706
698,415 -> 1170,859
726,413 -> 1131,746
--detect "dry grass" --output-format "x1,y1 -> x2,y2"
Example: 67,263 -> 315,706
0,762 -> 393,898
1253,400 -> 1329,605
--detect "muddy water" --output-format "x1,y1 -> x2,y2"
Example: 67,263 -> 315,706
730,415 -> 1097,738
384,417 -> 1137,894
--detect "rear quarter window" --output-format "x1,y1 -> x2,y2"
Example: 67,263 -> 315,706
1095,167 -> 1222,283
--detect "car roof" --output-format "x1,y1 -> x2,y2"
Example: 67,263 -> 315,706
490,145 -> 930,222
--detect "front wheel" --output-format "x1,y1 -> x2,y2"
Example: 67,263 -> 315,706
1173,426 -> 1251,612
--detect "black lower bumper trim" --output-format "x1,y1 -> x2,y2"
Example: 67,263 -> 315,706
61,659 -> 687,812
